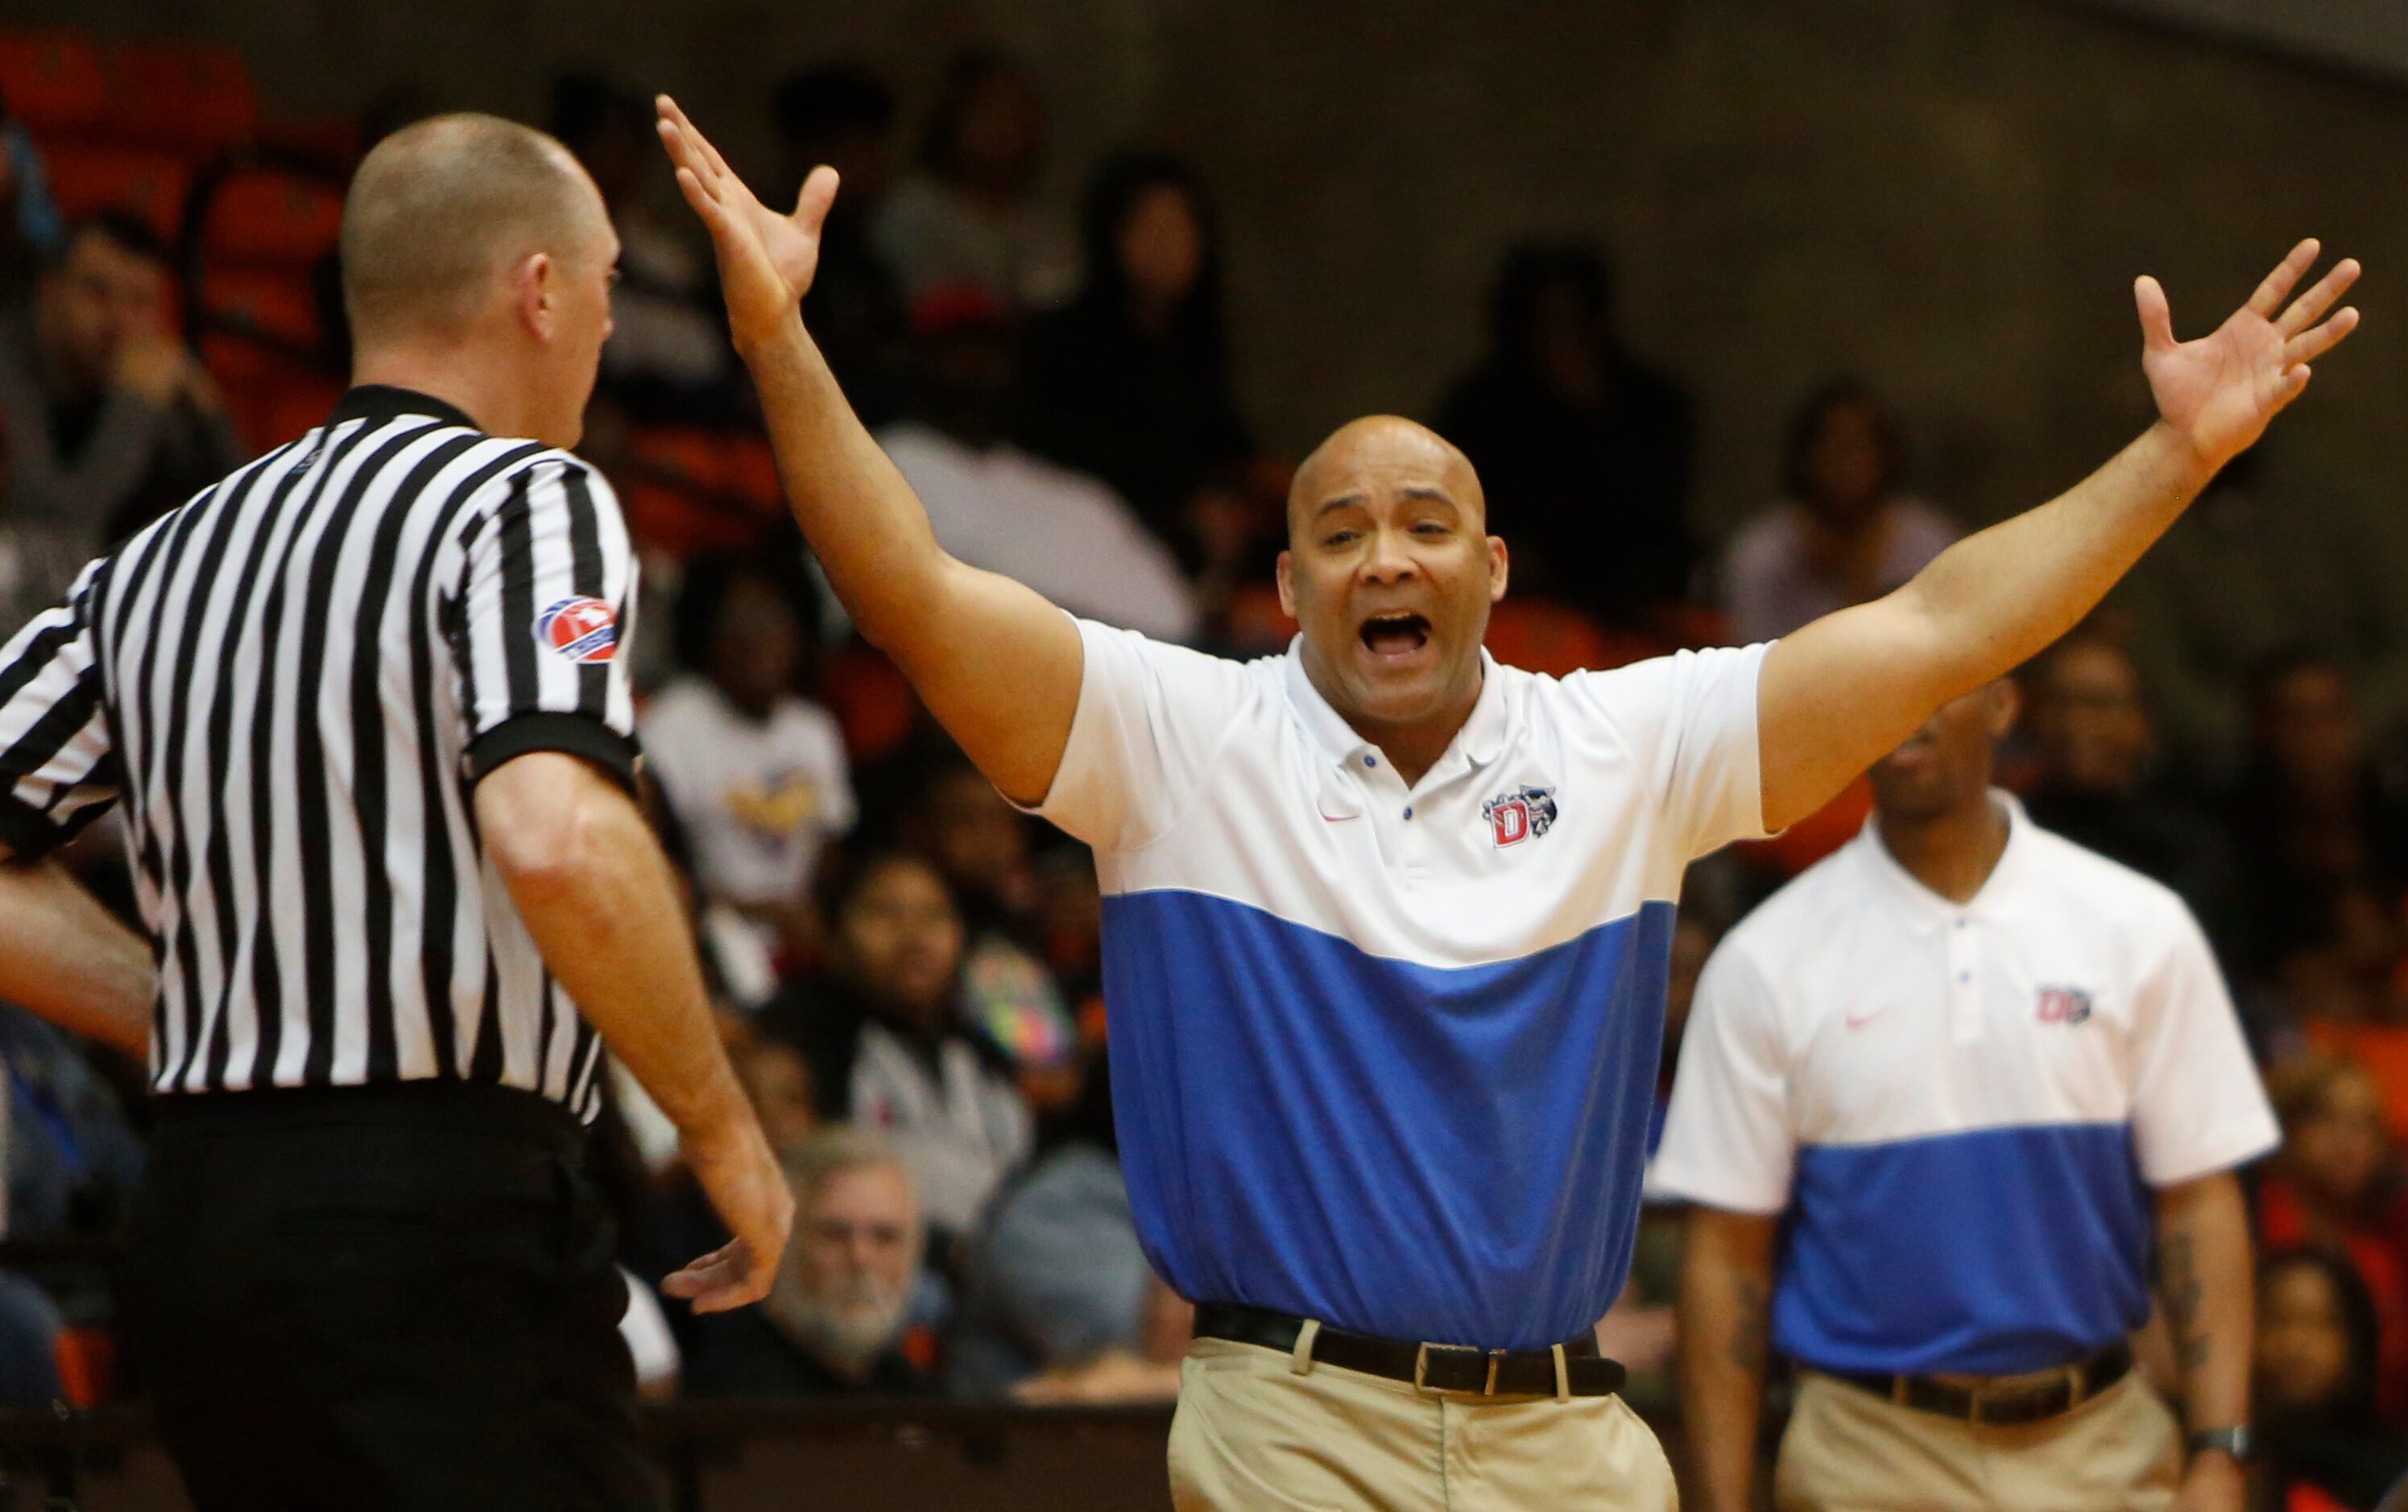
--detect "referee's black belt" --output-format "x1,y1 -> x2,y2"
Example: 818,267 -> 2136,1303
1193,1303 -> 1628,1398
1823,1339 -> 2134,1426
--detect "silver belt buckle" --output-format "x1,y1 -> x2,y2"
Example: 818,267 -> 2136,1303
1412,1341 -> 1499,1394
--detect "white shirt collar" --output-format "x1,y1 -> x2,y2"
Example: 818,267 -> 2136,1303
1852,789 -> 2034,936
1280,637 -> 1511,783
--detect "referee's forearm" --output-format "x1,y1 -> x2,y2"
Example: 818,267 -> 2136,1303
0,857 -> 154,1059
481,762 -> 749,1143
736,312 -> 951,651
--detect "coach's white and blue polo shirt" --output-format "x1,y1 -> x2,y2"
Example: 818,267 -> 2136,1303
1025,617 -> 1771,1351
1649,795 -> 2278,1376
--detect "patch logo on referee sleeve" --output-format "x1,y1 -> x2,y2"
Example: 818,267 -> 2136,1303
535,597 -> 619,663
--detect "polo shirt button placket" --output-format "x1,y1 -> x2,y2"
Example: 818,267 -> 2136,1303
1947,918 -> 1984,1044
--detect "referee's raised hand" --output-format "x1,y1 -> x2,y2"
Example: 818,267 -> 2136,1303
656,94 -> 838,352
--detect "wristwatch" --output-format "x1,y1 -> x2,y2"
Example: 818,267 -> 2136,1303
2187,1426 -> 2256,1463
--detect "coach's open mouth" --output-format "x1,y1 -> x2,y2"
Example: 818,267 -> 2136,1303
1359,611 -> 1432,662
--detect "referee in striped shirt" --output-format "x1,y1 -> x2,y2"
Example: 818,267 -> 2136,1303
0,114 -> 789,1510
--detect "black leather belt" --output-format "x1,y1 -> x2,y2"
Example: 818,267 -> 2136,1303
1824,1340 -> 2134,1426
1193,1303 -> 1628,1398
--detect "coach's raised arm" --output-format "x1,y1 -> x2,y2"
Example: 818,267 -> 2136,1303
656,97 -> 1084,807
1753,241 -> 2358,828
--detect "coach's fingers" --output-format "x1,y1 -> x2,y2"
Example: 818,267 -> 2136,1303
656,96 -> 734,190
2134,275 -> 2176,354
2278,257 -> 2360,338
2246,238 -> 2320,320
2286,307 -> 2360,366
672,167 -> 738,243
795,164 -> 841,234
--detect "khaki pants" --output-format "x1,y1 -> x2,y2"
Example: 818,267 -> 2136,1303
1774,1370 -> 2183,1512
1168,1336 -> 1677,1511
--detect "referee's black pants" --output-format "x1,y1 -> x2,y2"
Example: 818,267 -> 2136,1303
120,1081 -> 659,1512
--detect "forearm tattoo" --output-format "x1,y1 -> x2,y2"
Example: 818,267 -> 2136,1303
2158,1233 -> 2210,1373
1730,1277 -> 1769,1373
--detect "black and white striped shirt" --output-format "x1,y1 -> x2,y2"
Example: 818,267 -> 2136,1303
0,386 -> 639,1118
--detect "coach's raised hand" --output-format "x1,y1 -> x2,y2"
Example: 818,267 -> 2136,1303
656,94 -> 838,350
2137,238 -> 2359,469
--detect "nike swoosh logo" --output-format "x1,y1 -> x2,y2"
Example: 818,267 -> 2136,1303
1843,1007 -> 1889,1031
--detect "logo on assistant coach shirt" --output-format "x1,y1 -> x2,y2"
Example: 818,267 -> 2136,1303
2037,985 -> 2094,1026
1483,786 -> 1559,848
535,597 -> 619,664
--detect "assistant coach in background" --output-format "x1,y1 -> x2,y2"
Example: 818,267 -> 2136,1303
0,115 -> 789,1510
1657,680 -> 2273,1511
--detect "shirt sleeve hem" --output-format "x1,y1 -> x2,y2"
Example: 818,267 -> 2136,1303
1643,1168 -> 1791,1216
466,713 -> 639,795
2140,1125 -> 2282,1189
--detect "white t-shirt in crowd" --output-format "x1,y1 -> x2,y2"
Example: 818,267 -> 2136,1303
640,679 -> 856,919
879,423 -> 1199,645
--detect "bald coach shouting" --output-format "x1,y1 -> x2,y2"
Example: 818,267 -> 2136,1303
0,114 -> 788,1510
660,96 -> 2356,1510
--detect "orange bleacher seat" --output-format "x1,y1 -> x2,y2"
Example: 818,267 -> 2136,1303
0,29 -> 107,135
42,140 -> 190,240
199,262 -> 320,349
623,427 -> 783,556
110,39 -> 259,151
198,166 -> 344,266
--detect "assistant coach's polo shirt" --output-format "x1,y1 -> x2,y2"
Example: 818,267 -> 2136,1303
1028,617 -> 1771,1350
1649,796 -> 2278,1376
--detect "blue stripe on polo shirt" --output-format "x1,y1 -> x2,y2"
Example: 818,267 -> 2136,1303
1775,1122 -> 2153,1376
1099,887 -> 1676,1349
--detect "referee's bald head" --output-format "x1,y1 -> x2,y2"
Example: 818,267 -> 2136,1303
340,113 -> 610,346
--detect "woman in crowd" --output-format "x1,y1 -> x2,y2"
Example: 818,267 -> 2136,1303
763,845 -> 1034,1259
2261,1054 -> 2408,1422
872,49 -> 1078,313
1016,151 -> 1264,584
2256,1248 -> 2408,1510
1718,377 -> 1958,645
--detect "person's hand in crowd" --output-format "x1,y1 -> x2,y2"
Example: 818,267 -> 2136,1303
661,1118 -> 796,1313
1011,1349 -> 1183,1405
113,329 -> 192,407
112,329 -> 225,415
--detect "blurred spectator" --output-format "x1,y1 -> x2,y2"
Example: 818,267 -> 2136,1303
685,1126 -> 939,1396
642,552 -> 854,970
1434,242 -> 1696,630
899,746 -> 1077,1081
1719,378 -> 1957,645
2261,1055 -> 2408,1421
773,64 -> 911,428
0,91 -> 64,308
948,1142 -> 1172,1400
879,287 -> 1198,641
0,1005 -> 143,1246
2257,1249 -> 2408,1510
873,49 -> 1078,312
2227,650 -> 2408,989
550,73 -> 732,419
1017,152 -> 1265,589
2020,631 -> 2249,964
763,847 -> 1033,1249
0,213 -> 242,595
2120,451 -> 2408,772
0,1274 -> 64,1405
732,1035 -> 820,1158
